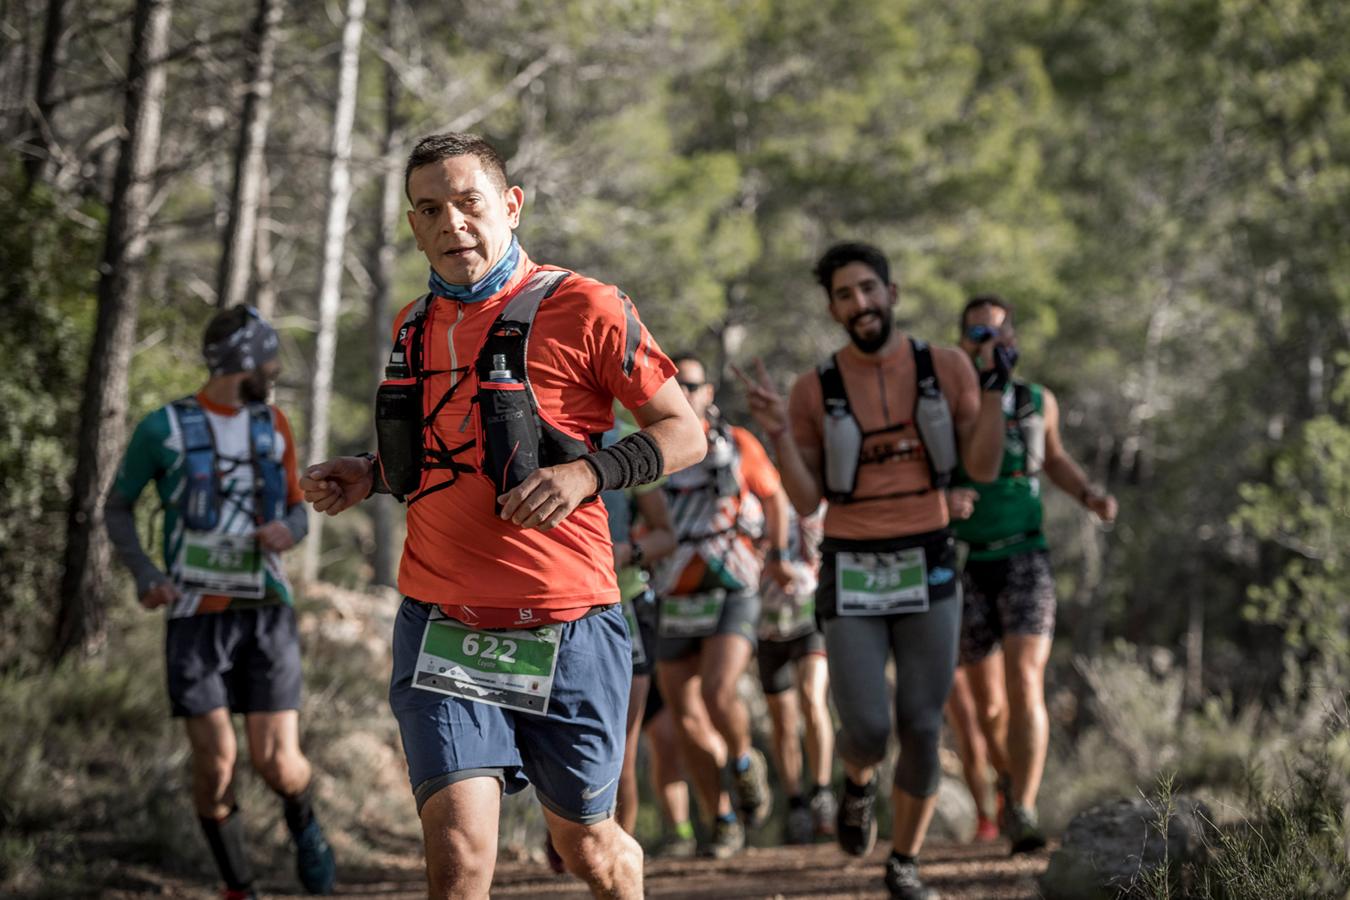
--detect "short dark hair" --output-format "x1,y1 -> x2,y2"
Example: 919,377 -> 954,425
960,294 -> 1013,330
203,304 -> 255,350
671,352 -> 704,370
404,132 -> 508,199
813,242 -> 892,298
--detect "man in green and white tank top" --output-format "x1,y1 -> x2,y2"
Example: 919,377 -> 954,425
949,295 -> 1118,855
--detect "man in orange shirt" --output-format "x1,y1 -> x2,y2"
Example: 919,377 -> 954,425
738,242 -> 1007,899
300,133 -> 703,900
653,355 -> 792,857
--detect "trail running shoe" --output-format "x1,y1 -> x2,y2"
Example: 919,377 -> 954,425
884,856 -> 938,900
973,814 -> 999,843
652,832 -> 698,858
294,817 -> 336,894
810,787 -> 838,837
698,817 -> 745,859
836,777 -> 878,857
1005,803 -> 1047,855
731,748 -> 772,828
786,802 -> 815,844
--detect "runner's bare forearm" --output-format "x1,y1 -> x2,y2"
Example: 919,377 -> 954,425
1043,452 -> 1093,501
772,432 -> 824,517
960,392 -> 1005,482
762,486 -> 790,552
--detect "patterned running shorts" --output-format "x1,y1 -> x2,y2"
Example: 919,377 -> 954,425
959,549 -> 1056,664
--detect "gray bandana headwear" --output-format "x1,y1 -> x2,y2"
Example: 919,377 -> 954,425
204,307 -> 280,375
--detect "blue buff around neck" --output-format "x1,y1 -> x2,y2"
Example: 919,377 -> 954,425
427,236 -> 520,303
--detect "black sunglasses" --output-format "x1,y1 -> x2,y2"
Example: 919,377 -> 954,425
677,380 -> 705,392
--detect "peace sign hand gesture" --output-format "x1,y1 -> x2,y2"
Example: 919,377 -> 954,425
732,358 -> 790,440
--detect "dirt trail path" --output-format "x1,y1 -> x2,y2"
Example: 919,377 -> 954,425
105,840 -> 1050,898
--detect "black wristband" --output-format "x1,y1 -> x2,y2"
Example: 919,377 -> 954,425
583,430 -> 665,492
357,452 -> 383,499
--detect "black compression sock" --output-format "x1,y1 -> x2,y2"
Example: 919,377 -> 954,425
788,794 -> 806,810
844,775 -> 873,797
200,808 -> 254,891
889,851 -> 917,866
282,781 -> 315,837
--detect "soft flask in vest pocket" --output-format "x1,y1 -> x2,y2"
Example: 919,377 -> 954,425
375,378 -> 424,496
478,374 -> 541,500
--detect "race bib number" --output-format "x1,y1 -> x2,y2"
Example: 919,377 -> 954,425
659,590 -> 726,639
836,549 -> 929,616
177,532 -> 264,599
412,610 -> 561,715
622,598 -> 647,668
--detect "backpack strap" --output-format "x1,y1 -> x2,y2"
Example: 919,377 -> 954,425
245,402 -> 287,524
171,396 -> 222,531
817,354 -> 851,418
911,338 -> 941,401
387,294 -> 432,378
909,338 -> 956,490
475,269 -> 573,384
1012,381 -> 1036,420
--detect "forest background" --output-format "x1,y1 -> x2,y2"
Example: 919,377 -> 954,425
1,0 -> 1347,895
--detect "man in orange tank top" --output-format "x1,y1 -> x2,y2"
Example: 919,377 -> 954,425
299,133 -> 704,900
737,242 -> 1008,899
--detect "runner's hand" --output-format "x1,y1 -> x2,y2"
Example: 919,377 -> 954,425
139,579 -> 181,610
498,460 -> 599,531
732,359 -> 790,439
301,456 -> 374,516
765,557 -> 795,589
947,487 -> 978,520
257,520 -> 296,552
1086,492 -> 1118,524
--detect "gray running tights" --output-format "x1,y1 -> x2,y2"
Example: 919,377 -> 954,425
823,598 -> 960,798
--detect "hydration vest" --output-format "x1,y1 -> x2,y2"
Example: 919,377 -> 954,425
375,268 -> 600,506
665,420 -> 747,543
817,338 -> 958,504
1006,381 -> 1045,477
952,380 -> 1047,555
172,397 -> 288,532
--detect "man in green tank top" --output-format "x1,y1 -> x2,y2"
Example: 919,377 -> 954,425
949,295 -> 1118,855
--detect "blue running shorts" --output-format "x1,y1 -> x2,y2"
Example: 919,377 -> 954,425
389,597 -> 631,825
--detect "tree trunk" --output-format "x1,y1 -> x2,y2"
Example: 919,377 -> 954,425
22,0 -> 70,191
1183,590 -> 1204,708
250,158 -> 278,318
367,5 -> 403,588
301,0 -> 366,585
53,0 -> 174,663
215,0 -> 282,309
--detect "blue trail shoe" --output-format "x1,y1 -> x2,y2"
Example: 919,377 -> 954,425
295,817 -> 336,894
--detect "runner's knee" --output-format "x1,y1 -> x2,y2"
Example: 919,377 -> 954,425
555,822 -> 641,881
838,709 -> 890,768
193,746 -> 235,788
251,748 -> 306,792
700,671 -> 739,715
1005,661 -> 1045,704
894,722 -> 942,797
